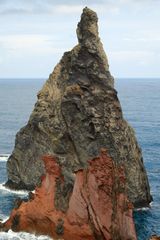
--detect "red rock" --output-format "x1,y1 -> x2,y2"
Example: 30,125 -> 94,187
0,149 -> 137,239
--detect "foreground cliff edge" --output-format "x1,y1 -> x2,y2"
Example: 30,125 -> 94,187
2,6 -> 152,238
1,150 -> 137,239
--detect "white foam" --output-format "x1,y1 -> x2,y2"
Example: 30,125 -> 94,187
0,183 -> 28,196
135,206 -> 151,211
0,154 -> 10,162
135,201 -> 153,211
0,213 -> 7,222
0,230 -> 52,240
0,215 -> 51,239
149,201 -> 154,207
0,216 -> 52,239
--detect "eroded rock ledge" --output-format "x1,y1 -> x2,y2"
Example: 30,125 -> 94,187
150,236 -> 160,240
6,7 -> 151,208
1,150 -> 137,239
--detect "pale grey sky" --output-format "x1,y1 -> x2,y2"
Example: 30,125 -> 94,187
0,0 -> 160,78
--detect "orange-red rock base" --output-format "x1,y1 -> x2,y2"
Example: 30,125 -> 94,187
0,149 -> 137,240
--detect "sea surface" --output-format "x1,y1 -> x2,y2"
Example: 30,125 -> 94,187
0,78 -> 160,239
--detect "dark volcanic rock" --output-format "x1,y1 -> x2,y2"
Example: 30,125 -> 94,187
6,7 -> 151,207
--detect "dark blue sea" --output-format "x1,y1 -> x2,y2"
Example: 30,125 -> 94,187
0,78 -> 159,239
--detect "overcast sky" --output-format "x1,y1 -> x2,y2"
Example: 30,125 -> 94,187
0,0 -> 160,78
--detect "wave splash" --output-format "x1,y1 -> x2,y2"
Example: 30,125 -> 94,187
0,230 -> 52,240
0,154 -> 10,162
0,214 -> 51,239
0,183 -> 28,196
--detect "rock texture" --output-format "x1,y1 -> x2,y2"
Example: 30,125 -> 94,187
6,7 -> 151,207
1,151 -> 137,239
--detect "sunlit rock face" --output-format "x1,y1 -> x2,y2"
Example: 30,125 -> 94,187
6,7 -> 151,207
1,151 -> 137,239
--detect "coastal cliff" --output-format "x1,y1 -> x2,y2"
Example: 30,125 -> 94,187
6,7 -> 151,208
1,150 -> 137,239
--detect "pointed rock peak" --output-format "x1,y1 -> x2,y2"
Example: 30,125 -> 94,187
77,7 -> 99,45
76,7 -> 109,71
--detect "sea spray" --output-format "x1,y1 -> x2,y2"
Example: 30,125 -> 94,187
0,155 -> 10,162
0,183 -> 28,196
0,230 -> 52,240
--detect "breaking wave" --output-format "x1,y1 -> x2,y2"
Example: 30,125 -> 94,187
0,154 -> 10,162
0,183 -> 28,196
0,230 -> 52,240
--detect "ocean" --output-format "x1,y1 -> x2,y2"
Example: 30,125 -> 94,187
0,78 -> 159,239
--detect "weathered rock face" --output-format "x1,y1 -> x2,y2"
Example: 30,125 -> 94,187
1,151 -> 137,239
150,236 -> 160,240
6,7 -> 151,207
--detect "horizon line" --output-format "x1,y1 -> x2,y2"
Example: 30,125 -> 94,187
0,77 -> 160,80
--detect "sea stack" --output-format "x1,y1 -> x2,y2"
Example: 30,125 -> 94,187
6,7 -> 151,208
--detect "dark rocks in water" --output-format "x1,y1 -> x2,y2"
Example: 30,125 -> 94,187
6,7 -> 151,208
1,152 -> 137,239
5,179 -> 34,191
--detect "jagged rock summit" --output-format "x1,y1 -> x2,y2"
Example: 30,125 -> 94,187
6,7 -> 151,207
